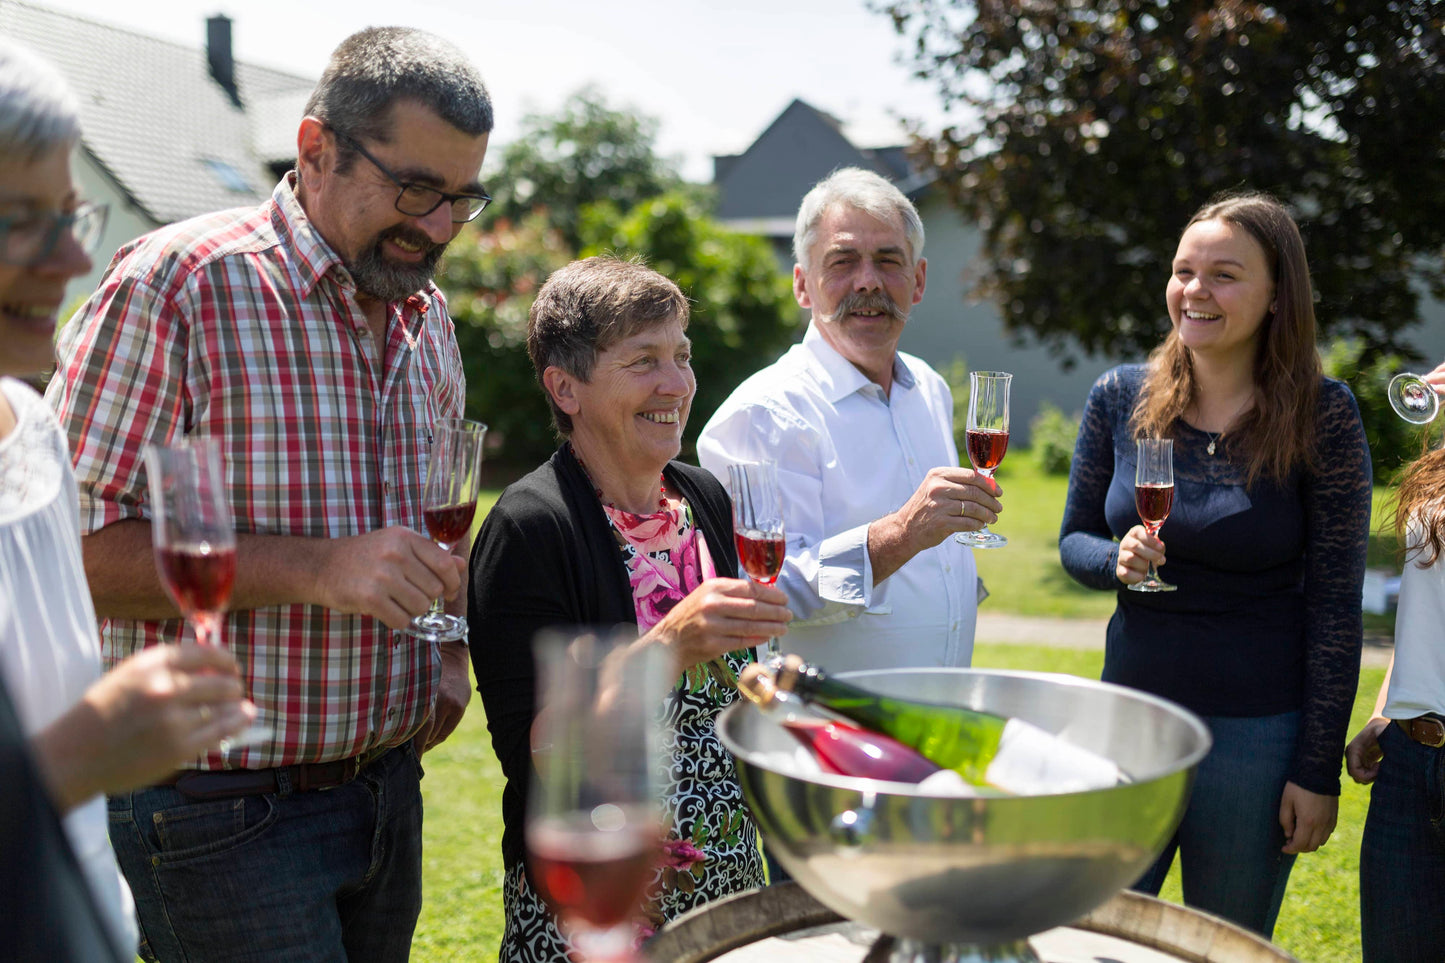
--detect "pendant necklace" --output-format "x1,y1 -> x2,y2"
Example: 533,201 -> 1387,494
1205,430 -> 1221,456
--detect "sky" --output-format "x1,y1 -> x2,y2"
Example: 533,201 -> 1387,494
41,0 -> 957,182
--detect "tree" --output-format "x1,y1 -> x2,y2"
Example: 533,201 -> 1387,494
485,86 -> 688,249
879,1 -> 1445,364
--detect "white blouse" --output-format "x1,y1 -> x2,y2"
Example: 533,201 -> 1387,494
1384,515 -> 1445,720
0,377 -> 136,952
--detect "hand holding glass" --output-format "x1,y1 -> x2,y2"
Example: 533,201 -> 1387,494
408,418 -> 487,642
1129,438 -> 1177,593
145,438 -> 271,749
955,370 -> 1011,548
726,462 -> 786,665
527,631 -> 667,961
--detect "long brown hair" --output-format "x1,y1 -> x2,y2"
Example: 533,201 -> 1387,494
1395,445 -> 1445,567
1131,191 -> 1321,487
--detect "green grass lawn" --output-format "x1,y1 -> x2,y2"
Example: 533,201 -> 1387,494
429,456 -> 1395,960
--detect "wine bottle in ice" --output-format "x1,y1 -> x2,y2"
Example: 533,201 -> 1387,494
737,665 -> 972,790
775,655 -> 1123,793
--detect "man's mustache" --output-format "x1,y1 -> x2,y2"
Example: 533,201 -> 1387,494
833,289 -> 906,322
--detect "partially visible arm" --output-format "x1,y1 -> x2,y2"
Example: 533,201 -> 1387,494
31,644 -> 255,812
82,519 -> 462,630
1288,383 -> 1373,796
1059,373 -> 1125,590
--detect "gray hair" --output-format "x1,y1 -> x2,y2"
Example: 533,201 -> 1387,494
793,167 -> 925,271
304,27 -> 493,167
0,38 -> 81,163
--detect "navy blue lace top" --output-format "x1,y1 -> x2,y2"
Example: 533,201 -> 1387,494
1059,364 -> 1372,796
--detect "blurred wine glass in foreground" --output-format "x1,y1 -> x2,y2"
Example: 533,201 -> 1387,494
527,630 -> 668,961
726,461 -> 786,665
145,438 -> 271,751
1388,372 -> 1441,425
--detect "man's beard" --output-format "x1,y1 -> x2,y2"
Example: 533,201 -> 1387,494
830,289 -> 908,323
347,225 -> 447,302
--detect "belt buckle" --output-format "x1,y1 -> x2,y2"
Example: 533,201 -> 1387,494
1419,717 -> 1445,749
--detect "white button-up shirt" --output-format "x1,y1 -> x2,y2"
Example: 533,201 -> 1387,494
697,323 -> 979,672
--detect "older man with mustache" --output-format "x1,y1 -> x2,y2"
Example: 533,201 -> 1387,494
698,167 -> 1002,676
47,27 -> 492,962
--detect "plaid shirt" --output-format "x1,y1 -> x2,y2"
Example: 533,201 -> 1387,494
47,176 -> 466,769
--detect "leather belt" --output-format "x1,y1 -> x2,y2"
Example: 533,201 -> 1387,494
1395,716 -> 1445,749
159,746 -> 395,801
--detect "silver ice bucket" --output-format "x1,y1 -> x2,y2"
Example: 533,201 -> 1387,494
717,668 -> 1211,953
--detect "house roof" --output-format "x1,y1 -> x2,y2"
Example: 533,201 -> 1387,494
713,99 -> 931,236
0,0 -> 315,224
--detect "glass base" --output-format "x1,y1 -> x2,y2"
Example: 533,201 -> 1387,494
218,721 -> 274,755
955,529 -> 1007,549
1128,578 -> 1177,593
406,612 -> 468,642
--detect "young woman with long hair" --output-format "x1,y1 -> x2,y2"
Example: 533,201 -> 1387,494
1346,361 -> 1445,962
1059,191 -> 1373,937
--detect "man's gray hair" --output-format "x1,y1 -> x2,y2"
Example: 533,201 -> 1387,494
793,167 -> 925,271
0,38 -> 81,163
304,26 -> 493,166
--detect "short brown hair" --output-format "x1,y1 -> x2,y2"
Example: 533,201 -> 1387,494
527,256 -> 690,435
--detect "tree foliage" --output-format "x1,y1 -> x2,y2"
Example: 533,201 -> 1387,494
879,1 -> 1445,364
485,86 -> 687,249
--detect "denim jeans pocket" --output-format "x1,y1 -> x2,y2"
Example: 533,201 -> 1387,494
148,793 -> 280,864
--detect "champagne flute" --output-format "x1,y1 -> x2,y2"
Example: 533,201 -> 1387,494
1388,372 -> 1441,425
407,418 -> 487,642
726,462 -> 786,665
527,630 -> 668,962
1130,438 -> 1177,593
144,438 -> 271,749
954,370 -> 1011,548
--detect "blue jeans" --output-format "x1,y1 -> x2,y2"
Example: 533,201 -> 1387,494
1132,711 -> 1299,938
1360,720 -> 1445,962
108,744 -> 424,963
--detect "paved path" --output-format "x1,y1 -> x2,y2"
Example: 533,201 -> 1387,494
976,611 -> 1393,669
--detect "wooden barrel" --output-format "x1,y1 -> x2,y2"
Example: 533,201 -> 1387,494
647,883 -> 1300,963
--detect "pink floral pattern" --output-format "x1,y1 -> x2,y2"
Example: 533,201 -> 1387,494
603,498 -> 716,630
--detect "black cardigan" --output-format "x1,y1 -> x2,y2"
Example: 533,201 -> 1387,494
466,444 -> 739,871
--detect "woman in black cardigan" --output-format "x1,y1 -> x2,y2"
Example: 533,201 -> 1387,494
468,257 -> 791,962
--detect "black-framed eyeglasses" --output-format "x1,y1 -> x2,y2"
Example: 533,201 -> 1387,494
0,201 -> 109,267
332,128 -> 491,223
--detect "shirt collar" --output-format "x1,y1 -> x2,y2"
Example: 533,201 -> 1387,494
801,321 -> 914,404
268,173 -> 434,315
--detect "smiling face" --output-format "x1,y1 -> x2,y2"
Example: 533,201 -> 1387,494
552,316 -> 695,480
1167,217 -> 1277,364
0,144 -> 92,378
794,203 -> 926,391
296,99 -> 489,302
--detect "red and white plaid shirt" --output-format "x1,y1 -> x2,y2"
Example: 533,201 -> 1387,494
47,175 -> 466,769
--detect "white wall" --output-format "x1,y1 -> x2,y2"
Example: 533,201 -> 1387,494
66,149 -> 158,315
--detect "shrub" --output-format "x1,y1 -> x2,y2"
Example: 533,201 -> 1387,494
1030,401 -> 1080,476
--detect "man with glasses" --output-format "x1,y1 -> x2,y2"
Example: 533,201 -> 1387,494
47,26 -> 492,961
